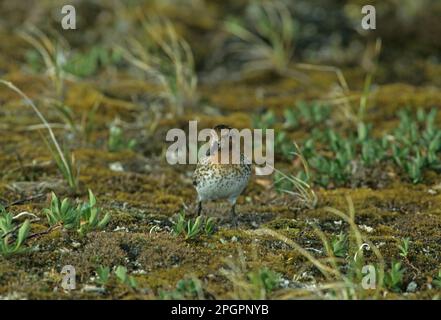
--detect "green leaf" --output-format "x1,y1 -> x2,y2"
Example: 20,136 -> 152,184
115,266 -> 128,283
97,212 -> 111,229
88,189 -> 97,207
60,198 -> 70,215
15,220 -> 30,250
51,192 -> 60,217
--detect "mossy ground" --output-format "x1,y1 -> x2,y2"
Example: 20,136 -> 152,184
1,1 -> 441,300
1,72 -> 440,299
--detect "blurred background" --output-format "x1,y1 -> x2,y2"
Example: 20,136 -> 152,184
0,0 -> 440,86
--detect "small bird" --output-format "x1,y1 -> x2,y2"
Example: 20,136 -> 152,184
192,125 -> 252,226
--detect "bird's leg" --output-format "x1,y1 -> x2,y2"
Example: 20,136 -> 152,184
197,201 -> 202,216
230,203 -> 237,228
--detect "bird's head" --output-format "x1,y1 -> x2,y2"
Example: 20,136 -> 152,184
207,124 -> 233,156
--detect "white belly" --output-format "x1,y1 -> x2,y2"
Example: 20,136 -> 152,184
196,172 -> 250,203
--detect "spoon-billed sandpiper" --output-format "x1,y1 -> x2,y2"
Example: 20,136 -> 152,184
192,125 -> 251,226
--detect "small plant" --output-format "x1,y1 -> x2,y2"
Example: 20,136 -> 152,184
120,15 -> 197,115
77,190 -> 111,236
43,137 -> 78,190
247,267 -> 282,295
0,80 -> 78,190
273,170 -> 317,209
0,218 -> 31,257
274,131 -> 296,160
225,1 -> 299,77
19,27 -> 68,100
44,190 -> 110,235
273,142 -> 317,209
184,216 -> 203,240
296,101 -> 331,125
258,196 -> 385,299
108,125 -> 137,152
303,129 -> 358,187
252,110 -> 277,131
204,217 -> 216,236
159,277 -> 204,300
63,46 -> 121,78
357,123 -> 388,166
402,151 -> 425,184
44,192 -> 79,230
172,211 -> 216,240
0,206 -> 14,235
172,211 -> 186,236
384,261 -> 405,292
360,138 -> 385,167
221,253 -> 283,300
392,108 -> 441,183
283,108 -> 298,129
14,29 -> 79,190
115,266 -> 138,289
398,238 -> 410,258
331,232 -> 348,258
95,266 -> 111,286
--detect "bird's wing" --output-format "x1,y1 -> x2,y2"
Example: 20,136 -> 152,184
192,155 -> 210,187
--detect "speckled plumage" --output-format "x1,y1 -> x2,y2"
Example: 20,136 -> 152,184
192,125 -> 252,225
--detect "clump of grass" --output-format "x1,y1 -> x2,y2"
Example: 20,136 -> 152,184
44,190 -> 110,236
280,100 -> 345,130
391,108 -> 441,183
273,131 -> 296,160
0,80 -> 78,190
94,266 -> 111,286
273,142 -> 318,209
307,130 -> 355,187
283,108 -> 298,129
115,266 -> 138,289
62,46 -> 122,78
19,26 -> 68,100
296,101 -> 331,125
44,192 -> 78,230
247,267 -> 283,296
255,196 -> 385,299
159,277 -> 204,300
357,123 -> 389,167
252,110 -> 277,131
25,37 -> 121,79
331,232 -> 348,258
172,211 -> 215,240
357,39 -> 382,121
77,190 -> 111,236
398,238 -> 410,258
0,206 -> 31,257
93,265 -> 137,290
108,125 -> 137,152
220,250 -> 282,300
225,0 -> 302,79
297,38 -> 382,124
384,261 -> 405,293
21,27 -> 105,142
119,14 -> 197,115
273,107 -> 441,187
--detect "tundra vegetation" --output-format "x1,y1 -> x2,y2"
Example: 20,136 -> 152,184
0,0 -> 440,299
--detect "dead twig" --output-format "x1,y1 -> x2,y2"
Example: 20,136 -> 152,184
3,193 -> 46,209
27,223 -> 62,240
1,218 -> 40,239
